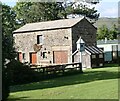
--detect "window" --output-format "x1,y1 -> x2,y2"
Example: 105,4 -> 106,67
92,55 -> 96,58
17,52 -> 25,62
43,52 -> 47,59
23,53 -> 25,60
81,44 -> 83,48
99,54 -> 103,58
37,35 -> 43,44
17,52 -> 22,62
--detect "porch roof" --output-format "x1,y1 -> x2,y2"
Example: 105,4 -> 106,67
85,45 -> 103,54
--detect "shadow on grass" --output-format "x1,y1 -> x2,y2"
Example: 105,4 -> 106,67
104,63 -> 119,67
10,66 -> 119,93
7,96 -> 29,101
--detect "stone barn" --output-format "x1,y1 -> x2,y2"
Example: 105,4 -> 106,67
13,17 -> 104,68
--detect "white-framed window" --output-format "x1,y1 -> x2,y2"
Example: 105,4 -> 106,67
92,55 -> 96,58
99,54 -> 103,58
37,35 -> 43,44
41,52 -> 47,59
43,52 -> 47,59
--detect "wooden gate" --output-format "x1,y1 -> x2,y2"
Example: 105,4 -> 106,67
30,52 -> 37,64
53,51 -> 68,64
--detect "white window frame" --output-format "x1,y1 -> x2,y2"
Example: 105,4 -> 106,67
37,35 -> 43,45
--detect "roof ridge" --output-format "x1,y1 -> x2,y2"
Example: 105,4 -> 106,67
26,17 -> 84,25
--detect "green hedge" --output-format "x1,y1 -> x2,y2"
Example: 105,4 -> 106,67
6,60 -> 40,85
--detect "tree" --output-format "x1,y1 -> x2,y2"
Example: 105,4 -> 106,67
109,24 -> 118,39
13,2 -> 64,25
13,1 -> 100,25
97,24 -> 119,40
97,25 -> 109,40
1,4 -> 17,100
64,1 -> 99,21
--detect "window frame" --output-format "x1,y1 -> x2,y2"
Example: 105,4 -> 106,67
37,35 -> 43,44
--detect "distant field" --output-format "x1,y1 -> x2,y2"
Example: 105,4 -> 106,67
9,64 -> 119,100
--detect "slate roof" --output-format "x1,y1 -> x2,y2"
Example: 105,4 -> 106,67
85,45 -> 103,54
73,45 -> 103,56
13,17 -> 85,33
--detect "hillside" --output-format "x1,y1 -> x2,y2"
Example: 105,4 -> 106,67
94,17 -> 118,29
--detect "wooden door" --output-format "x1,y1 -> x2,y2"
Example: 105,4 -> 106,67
53,51 -> 68,64
30,52 -> 37,64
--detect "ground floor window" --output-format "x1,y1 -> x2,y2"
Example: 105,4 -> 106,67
17,52 -> 25,62
43,52 -> 47,59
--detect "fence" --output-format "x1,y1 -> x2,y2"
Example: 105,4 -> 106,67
30,62 -> 83,75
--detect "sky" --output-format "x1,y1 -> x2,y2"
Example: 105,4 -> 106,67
1,0 -> 120,18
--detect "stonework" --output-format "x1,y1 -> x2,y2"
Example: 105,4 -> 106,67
72,18 -> 97,52
13,17 -> 97,66
14,28 -> 73,65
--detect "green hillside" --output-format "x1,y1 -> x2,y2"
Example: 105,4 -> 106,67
94,17 -> 118,29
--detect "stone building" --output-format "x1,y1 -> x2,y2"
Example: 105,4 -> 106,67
13,17 -> 104,68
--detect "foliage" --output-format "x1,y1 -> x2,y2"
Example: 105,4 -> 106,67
68,3 -> 99,21
2,4 -> 17,61
7,60 -> 40,85
13,2 -> 63,25
109,24 -> 118,39
13,1 -> 100,25
1,4 -> 17,100
97,24 -> 119,40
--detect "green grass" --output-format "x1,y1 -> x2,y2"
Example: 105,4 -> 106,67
9,64 -> 119,100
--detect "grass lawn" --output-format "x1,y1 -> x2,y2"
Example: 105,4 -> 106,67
8,64 -> 119,100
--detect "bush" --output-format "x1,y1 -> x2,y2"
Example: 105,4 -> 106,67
6,60 -> 39,85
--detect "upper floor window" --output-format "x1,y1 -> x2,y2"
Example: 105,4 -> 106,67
37,35 -> 43,44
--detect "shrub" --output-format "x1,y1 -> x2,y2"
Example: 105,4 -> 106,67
6,60 -> 39,85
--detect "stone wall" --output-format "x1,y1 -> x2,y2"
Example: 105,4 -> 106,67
72,18 -> 97,52
13,28 -> 72,65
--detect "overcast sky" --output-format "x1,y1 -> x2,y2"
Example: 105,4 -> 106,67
2,0 -> 120,18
